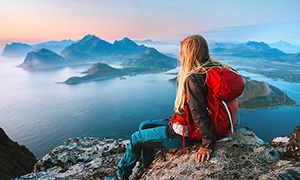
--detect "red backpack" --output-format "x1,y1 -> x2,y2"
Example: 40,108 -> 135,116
206,67 -> 244,139
170,67 -> 244,152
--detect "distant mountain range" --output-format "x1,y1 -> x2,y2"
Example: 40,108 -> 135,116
16,35 -> 177,77
269,40 -> 296,49
9,36 -> 300,84
269,40 -> 299,54
210,41 -> 286,58
210,41 -> 300,64
134,39 -> 179,45
2,43 -> 33,57
4,37 -> 299,59
61,35 -> 149,63
2,40 -> 74,57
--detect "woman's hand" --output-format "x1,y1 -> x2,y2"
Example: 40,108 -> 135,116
195,148 -> 212,162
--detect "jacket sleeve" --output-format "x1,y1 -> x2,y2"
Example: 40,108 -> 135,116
185,74 -> 216,149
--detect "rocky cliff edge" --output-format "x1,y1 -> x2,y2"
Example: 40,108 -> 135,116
16,126 -> 300,180
0,128 -> 36,180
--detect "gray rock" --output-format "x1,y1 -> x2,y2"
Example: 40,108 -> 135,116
17,126 -> 300,180
258,161 -> 300,180
270,125 -> 300,161
17,137 -> 129,180
141,126 -> 282,180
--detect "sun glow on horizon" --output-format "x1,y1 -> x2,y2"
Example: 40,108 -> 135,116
1,0 -> 300,45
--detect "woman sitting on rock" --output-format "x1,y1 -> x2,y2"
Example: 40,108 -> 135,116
106,35 -> 231,180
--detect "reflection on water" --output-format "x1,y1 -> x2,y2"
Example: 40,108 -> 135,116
0,56 -> 299,159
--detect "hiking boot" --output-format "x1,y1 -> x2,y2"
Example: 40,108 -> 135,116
105,173 -> 128,180
131,168 -> 147,180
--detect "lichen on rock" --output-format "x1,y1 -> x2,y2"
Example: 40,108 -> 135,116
141,126 -> 283,180
270,125 -> 300,161
16,126 -> 300,180
17,137 -> 129,180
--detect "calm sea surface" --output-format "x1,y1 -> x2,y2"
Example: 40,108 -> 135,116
0,57 -> 299,159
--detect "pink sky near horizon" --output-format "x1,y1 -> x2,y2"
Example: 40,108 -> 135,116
1,0 -> 300,45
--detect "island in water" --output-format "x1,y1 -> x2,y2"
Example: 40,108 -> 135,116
237,77 -> 297,110
64,48 -> 177,84
18,48 -> 66,70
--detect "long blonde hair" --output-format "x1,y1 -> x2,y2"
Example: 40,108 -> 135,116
174,35 -> 231,112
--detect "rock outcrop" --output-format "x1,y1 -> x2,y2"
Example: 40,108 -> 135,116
16,126 -> 300,179
141,126 -> 300,180
16,138 -> 129,180
270,125 -> 300,161
0,128 -> 37,180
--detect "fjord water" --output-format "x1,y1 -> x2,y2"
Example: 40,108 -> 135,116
0,57 -> 177,159
0,57 -> 299,159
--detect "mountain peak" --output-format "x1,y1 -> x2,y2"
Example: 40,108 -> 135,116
82,34 -> 99,41
29,48 -> 62,58
114,37 -> 136,45
2,43 -> 33,57
245,41 -> 270,49
34,48 -> 48,52
33,48 -> 55,55
270,40 -> 296,48
9,42 -> 29,46
121,37 -> 131,41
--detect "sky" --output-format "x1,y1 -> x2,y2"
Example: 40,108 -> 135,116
1,0 -> 300,46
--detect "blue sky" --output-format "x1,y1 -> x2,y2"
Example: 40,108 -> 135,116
202,22 -> 300,45
0,0 -> 300,45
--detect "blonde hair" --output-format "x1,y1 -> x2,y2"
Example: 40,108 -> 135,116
174,35 -> 232,112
